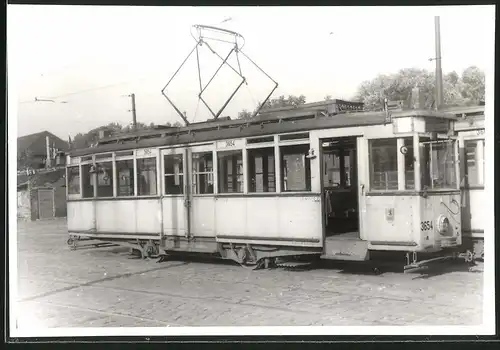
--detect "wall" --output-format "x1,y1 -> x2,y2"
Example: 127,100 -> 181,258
30,189 -> 39,221
17,190 -> 31,220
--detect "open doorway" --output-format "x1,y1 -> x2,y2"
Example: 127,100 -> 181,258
321,137 -> 360,241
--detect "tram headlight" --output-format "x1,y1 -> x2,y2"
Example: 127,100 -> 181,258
436,215 -> 450,235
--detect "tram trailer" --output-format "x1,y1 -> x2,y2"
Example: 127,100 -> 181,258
448,105 -> 486,260
66,101 -> 474,270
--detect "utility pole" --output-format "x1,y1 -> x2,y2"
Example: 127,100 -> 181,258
45,136 -> 51,168
130,93 -> 137,130
434,16 -> 444,110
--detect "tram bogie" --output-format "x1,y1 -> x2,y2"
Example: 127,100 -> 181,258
65,98 -> 484,270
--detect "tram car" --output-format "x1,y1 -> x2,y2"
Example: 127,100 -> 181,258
447,105 -> 486,260
66,92 -> 468,271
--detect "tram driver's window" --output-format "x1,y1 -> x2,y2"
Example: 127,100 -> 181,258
192,152 -> 214,194
464,139 -> 485,186
96,162 -> 113,197
164,154 -> 183,195
370,139 -> 398,190
420,138 -> 457,189
248,148 -> 276,193
280,144 -> 311,192
116,159 -> 134,196
67,166 -> 80,195
218,150 -> 243,193
137,158 -> 158,196
403,137 -> 415,190
81,164 -> 94,198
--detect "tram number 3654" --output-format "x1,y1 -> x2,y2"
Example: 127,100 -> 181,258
420,221 -> 434,231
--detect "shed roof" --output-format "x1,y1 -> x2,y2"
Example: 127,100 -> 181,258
17,131 -> 69,155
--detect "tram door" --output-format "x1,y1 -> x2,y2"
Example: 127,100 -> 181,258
320,137 -> 360,239
184,144 -> 216,240
161,147 -> 189,238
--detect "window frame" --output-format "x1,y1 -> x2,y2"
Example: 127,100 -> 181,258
419,137 -> 459,191
368,137 -> 399,192
80,157 -> 96,199
247,146 -> 277,193
192,150 -> 215,196
135,156 -> 159,197
463,137 -> 485,188
66,165 -> 81,196
279,143 -> 312,193
94,153 -> 114,198
217,148 -> 245,194
160,147 -> 186,197
115,157 -> 135,197
367,135 -> 425,193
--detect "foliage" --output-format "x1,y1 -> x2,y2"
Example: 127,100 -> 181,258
355,66 -> 485,110
70,120 -> 183,149
237,94 -> 307,120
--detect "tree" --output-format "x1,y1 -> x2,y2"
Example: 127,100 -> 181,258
355,66 -> 485,110
460,66 -> 485,104
70,120 -> 183,149
263,94 -> 307,109
237,109 -> 253,120
237,94 -> 307,119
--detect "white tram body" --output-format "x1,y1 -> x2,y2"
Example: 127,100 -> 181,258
447,105 -> 486,258
66,103 -> 465,268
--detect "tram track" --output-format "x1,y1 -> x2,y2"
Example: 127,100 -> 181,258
17,266 -> 480,314
17,261 -> 189,303
22,299 -> 182,327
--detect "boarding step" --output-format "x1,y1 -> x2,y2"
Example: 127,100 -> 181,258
322,237 -> 369,261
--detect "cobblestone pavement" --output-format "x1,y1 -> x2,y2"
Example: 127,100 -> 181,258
14,218 -> 484,329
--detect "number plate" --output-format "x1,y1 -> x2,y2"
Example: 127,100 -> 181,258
420,221 -> 434,231
137,148 -> 157,157
216,139 -> 243,149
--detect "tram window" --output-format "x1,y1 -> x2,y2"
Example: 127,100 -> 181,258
218,150 -> 244,193
280,144 -> 311,192
96,162 -> 113,197
403,138 -> 415,190
464,139 -> 485,186
137,158 -> 158,196
248,148 -> 276,193
323,151 -> 341,188
164,154 -> 183,195
192,152 -> 214,194
323,149 -> 353,189
81,164 -> 94,198
369,139 -> 398,190
420,139 -> 457,189
116,159 -> 134,196
67,166 -> 80,195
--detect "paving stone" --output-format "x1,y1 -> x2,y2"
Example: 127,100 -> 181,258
14,219 -> 484,330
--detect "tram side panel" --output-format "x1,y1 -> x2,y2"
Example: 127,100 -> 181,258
190,196 -> 216,237
162,196 -> 187,236
214,196 -> 323,247
418,193 -> 462,250
364,195 -> 416,249
95,199 -> 161,237
364,193 -> 462,252
67,201 -> 95,233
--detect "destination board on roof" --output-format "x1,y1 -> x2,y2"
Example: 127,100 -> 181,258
216,139 -> 244,149
335,100 -> 364,112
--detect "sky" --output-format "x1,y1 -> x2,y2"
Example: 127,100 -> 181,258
8,5 -> 495,139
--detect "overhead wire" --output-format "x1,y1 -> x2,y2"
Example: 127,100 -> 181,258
17,71 -> 167,104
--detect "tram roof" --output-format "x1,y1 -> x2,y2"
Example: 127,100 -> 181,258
69,108 -> 456,157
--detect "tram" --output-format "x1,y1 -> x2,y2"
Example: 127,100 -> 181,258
447,104 -> 486,259
66,93 -> 469,271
